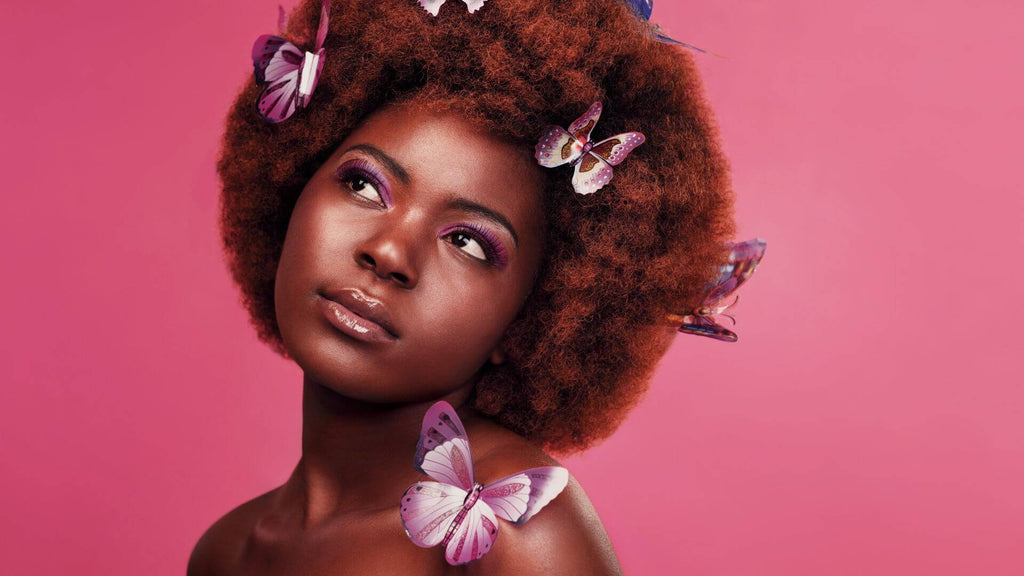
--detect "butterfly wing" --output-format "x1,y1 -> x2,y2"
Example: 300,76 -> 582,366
590,132 -> 646,166
252,35 -> 300,84
444,499 -> 500,565
421,437 -> 476,491
677,314 -> 738,342
415,402 -> 475,490
569,101 -> 603,143
704,238 -> 767,303
480,466 -> 569,525
314,0 -> 331,51
535,125 -> 583,168
571,152 -> 614,195
418,0 -> 447,16
400,481 -> 468,548
415,401 -> 469,471
251,38 -> 305,123
462,0 -> 488,13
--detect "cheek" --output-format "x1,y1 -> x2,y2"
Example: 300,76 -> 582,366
412,271 -> 520,359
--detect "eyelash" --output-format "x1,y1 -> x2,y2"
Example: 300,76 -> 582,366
439,222 -> 509,269
335,159 -> 391,208
335,157 -> 509,269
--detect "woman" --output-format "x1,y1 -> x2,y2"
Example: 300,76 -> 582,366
189,0 -> 736,573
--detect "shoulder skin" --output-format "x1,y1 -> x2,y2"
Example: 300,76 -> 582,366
186,490 -> 276,576
465,422 -> 625,576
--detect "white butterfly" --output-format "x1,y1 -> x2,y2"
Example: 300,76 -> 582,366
534,101 -> 646,195
399,401 -> 569,565
417,0 -> 488,16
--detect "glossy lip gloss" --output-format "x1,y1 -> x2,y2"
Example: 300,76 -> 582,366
317,293 -> 397,344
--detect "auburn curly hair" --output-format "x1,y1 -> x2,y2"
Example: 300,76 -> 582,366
217,0 -> 736,454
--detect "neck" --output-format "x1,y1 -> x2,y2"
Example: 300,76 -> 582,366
278,374 -> 475,529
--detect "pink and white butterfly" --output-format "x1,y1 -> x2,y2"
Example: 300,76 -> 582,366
400,401 -> 569,566
535,102 -> 646,195
417,0 -> 487,16
251,0 -> 331,123
670,238 -> 767,342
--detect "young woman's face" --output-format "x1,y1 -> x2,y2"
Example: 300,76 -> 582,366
275,103 -> 546,403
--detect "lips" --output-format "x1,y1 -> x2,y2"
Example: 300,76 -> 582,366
318,287 -> 399,338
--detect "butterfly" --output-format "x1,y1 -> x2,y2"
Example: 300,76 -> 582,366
620,0 -> 725,57
399,401 -> 569,565
417,0 -> 488,17
669,238 -> 767,342
534,102 -> 646,196
251,0 -> 331,124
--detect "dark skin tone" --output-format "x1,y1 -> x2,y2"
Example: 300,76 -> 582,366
188,103 -> 623,575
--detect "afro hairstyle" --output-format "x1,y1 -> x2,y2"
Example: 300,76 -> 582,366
217,0 -> 736,454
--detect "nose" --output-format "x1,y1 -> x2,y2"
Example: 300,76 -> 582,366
354,221 -> 420,289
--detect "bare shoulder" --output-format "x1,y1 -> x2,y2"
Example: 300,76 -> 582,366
186,489 -> 277,576
464,417 -> 624,576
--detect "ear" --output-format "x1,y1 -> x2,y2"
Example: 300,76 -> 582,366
488,345 -> 506,366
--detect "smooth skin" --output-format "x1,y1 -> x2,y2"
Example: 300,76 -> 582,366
188,103 -> 623,575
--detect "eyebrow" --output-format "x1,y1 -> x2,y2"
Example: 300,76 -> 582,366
343,143 -> 410,185
342,143 -> 521,247
444,196 -> 520,248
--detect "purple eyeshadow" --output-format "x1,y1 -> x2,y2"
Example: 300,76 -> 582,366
439,222 -> 510,269
334,158 -> 392,207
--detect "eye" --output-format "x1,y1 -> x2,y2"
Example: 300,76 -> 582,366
334,159 -> 391,208
344,174 -> 384,204
446,230 -> 489,261
439,223 -> 509,269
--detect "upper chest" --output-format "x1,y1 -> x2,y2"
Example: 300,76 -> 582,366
222,509 -> 461,576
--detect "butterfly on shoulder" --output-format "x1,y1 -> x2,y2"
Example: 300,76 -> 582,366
669,238 -> 767,342
250,0 -> 331,123
534,101 -> 646,195
417,0 -> 488,17
399,401 -> 569,566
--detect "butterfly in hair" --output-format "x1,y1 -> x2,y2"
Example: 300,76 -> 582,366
400,401 -> 569,565
251,0 -> 331,123
669,238 -> 767,342
535,102 -> 646,195
417,0 -> 487,16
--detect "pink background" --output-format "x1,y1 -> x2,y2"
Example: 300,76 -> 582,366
3,0 -> 1021,574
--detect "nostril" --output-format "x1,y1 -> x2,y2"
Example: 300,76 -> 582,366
391,272 -> 410,286
359,253 -> 376,269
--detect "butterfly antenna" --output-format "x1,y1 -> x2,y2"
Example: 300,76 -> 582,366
277,5 -> 288,35
655,26 -> 728,59
722,294 -> 740,311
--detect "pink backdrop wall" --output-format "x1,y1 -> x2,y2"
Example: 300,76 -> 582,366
3,0 -> 1021,574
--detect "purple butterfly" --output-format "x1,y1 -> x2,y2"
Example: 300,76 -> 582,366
671,238 -> 767,342
535,102 -> 646,195
417,0 -> 488,17
251,0 -> 331,124
400,401 -> 569,565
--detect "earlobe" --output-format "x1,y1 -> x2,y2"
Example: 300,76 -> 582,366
488,347 -> 506,366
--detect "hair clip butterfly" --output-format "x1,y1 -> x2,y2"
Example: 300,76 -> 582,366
621,0 -> 725,57
668,238 -> 767,342
416,0 -> 487,17
535,102 -> 646,196
251,0 -> 331,123
400,401 -> 569,565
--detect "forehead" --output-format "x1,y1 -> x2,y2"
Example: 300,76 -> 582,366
330,103 -> 546,237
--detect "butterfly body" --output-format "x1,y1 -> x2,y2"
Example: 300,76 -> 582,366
400,402 -> 568,565
535,102 -> 645,195
673,238 -> 766,342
